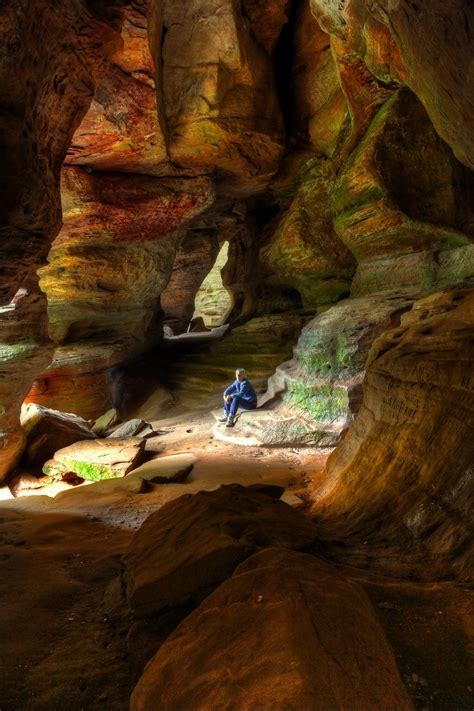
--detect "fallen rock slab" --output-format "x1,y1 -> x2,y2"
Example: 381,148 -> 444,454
9,471 -> 49,497
131,548 -> 413,711
20,403 -> 96,469
91,408 -> 120,435
107,419 -> 146,439
123,484 -> 320,617
43,438 -> 145,482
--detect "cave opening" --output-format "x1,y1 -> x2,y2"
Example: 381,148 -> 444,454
0,0 -> 472,709
191,240 -> 233,330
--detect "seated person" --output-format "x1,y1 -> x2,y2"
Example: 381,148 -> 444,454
219,368 -> 257,427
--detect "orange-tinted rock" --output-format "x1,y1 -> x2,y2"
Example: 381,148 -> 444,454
331,34 -> 393,161
123,484 -> 319,617
0,0 -> 123,480
310,0 -> 474,168
40,167 -> 198,345
131,548 -> 413,711
332,89 -> 472,293
66,2 -> 168,174
312,289 -> 474,582
376,0 -> 474,170
29,166 -> 215,418
20,403 -> 96,471
291,5 -> 348,155
158,0 -> 285,192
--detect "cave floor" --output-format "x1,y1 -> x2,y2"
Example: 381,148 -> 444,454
0,408 -> 472,710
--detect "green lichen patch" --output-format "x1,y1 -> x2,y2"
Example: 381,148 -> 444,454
288,381 -> 348,423
43,458 -> 118,482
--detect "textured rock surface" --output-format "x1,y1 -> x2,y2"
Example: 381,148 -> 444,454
332,90 -> 472,286
31,166 -> 214,418
312,289 -> 474,582
193,241 -> 233,327
66,2 -> 167,174
158,0 -> 285,191
44,437 -> 146,482
309,0 -> 474,169
0,0 -> 123,480
261,159 -> 355,308
20,403 -> 96,471
161,231 -> 220,334
123,484 -> 319,617
284,293 -> 413,427
291,4 -> 348,155
131,548 -> 413,711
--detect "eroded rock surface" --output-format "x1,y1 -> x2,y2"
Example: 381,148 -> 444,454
0,0 -> 124,479
131,548 -> 413,711
20,403 -> 96,471
158,0 -> 285,191
123,484 -> 320,617
312,289 -> 474,582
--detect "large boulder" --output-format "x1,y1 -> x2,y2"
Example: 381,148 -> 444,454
131,548 -> 413,711
123,484 -> 320,617
20,403 -> 96,470
43,437 -> 145,482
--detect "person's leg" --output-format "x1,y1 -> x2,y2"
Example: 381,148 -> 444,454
226,396 -> 256,426
219,399 -> 231,422
229,396 -> 242,416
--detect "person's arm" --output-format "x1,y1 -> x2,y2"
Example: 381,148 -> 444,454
224,380 -> 238,397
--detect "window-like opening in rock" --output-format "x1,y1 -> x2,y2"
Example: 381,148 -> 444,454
192,241 -> 233,329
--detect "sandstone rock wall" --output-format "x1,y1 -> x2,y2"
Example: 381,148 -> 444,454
0,0 -> 124,479
312,289 -> 474,582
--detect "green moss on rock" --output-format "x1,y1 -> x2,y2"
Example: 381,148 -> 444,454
288,381 -> 348,423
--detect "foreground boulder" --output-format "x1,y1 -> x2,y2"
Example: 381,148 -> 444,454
131,548 -> 413,711
123,484 -> 320,617
20,403 -> 96,469
43,438 -> 145,482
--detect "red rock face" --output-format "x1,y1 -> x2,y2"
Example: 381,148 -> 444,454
66,1 -> 167,174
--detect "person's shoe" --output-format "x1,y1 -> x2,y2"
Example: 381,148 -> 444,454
218,413 -> 228,423
225,415 -> 235,427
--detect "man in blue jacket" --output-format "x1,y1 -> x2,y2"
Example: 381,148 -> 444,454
219,368 -> 257,427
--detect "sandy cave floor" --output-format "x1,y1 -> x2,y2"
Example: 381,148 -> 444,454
0,408 -> 472,710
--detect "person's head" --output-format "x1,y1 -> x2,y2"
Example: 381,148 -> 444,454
236,368 -> 247,381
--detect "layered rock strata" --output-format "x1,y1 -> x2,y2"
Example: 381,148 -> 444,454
312,289 -> 474,582
30,167 -> 214,418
